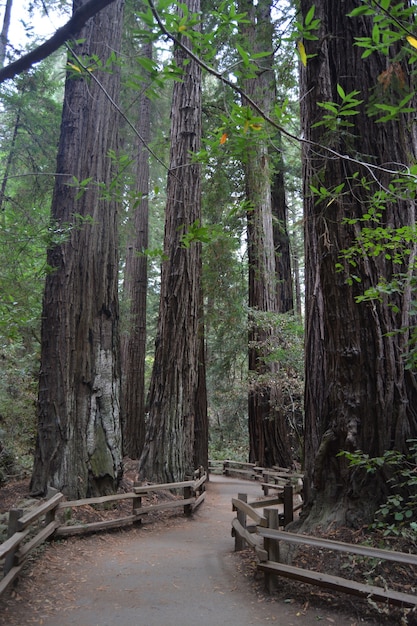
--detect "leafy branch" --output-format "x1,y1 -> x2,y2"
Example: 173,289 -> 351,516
146,0 -> 417,184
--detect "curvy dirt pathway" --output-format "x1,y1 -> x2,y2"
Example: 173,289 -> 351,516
0,476 -> 377,625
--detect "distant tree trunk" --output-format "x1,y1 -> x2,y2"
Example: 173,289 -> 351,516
138,0 -> 207,483
300,0 -> 417,527
0,0 -> 12,67
30,0 -> 124,498
0,109 -> 20,216
239,0 -> 293,468
292,247 -> 302,317
271,149 -> 293,314
0,0 -> 15,218
121,41 -> 152,459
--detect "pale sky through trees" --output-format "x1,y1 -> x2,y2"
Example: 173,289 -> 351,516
3,1 -> 67,54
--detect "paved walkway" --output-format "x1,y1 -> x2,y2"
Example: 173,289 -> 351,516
0,476 -> 376,625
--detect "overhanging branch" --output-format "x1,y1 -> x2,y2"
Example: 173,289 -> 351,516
0,0 -> 117,84
147,0 -> 415,183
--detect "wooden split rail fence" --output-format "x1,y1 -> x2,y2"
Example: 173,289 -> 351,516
232,487 -> 417,608
0,467 -> 206,599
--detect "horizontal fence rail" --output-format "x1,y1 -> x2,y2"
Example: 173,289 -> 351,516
231,478 -> 417,609
0,467 -> 206,599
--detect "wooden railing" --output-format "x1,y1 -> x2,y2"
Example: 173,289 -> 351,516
0,467 -> 206,599
232,485 -> 417,608
209,459 -> 304,493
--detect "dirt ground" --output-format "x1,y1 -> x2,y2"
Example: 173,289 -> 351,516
0,473 -> 416,626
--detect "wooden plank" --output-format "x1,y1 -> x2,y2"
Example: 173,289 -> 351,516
232,518 -> 261,550
248,497 -> 282,508
137,498 -> 195,515
257,561 -> 417,607
232,498 -> 266,526
16,521 -> 60,562
60,492 -> 137,509
0,564 -> 24,598
17,493 -> 64,530
193,491 -> 206,510
56,497 -> 197,537
225,461 -> 256,469
194,474 -> 207,491
134,480 -> 193,494
0,530 -> 29,560
256,528 -> 417,566
224,467 -> 255,477
55,514 -> 139,536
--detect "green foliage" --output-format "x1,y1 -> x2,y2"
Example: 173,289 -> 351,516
294,4 -> 320,42
248,310 -> 305,459
313,85 -> 363,132
0,342 -> 38,475
180,219 -> 224,248
348,0 -> 417,61
340,442 -> 417,544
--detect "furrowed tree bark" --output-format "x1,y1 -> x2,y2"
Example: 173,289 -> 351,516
300,0 -> 417,527
30,0 -> 124,498
121,41 -> 152,459
138,0 -> 207,483
239,0 -> 293,468
271,145 -> 294,314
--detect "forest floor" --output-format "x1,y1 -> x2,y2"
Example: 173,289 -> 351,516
0,466 -> 416,626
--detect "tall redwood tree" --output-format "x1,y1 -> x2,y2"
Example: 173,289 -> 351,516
121,41 -> 152,459
139,0 -> 207,483
239,0 -> 293,468
300,0 -> 417,526
31,0 -> 124,498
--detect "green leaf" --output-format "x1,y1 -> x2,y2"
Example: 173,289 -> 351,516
305,5 -> 316,26
348,6 -> 374,17
336,83 -> 346,99
236,43 -> 250,67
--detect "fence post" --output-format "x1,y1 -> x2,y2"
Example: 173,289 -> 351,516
133,484 -> 142,526
45,487 -> 59,526
283,483 -> 294,527
4,508 -> 23,576
262,472 -> 269,496
223,460 -> 229,476
184,484 -> 193,517
264,508 -> 280,593
234,493 -> 247,551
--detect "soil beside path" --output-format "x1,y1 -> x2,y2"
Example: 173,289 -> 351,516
1,475 -> 379,626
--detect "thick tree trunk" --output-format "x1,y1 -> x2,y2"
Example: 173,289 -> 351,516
300,0 -> 417,527
121,42 -> 152,459
240,0 -> 293,468
30,0 -> 124,498
138,0 -> 207,483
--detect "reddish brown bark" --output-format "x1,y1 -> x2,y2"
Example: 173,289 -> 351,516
121,42 -> 152,459
138,0 -> 207,483
30,0 -> 124,498
240,0 -> 293,468
300,0 -> 417,525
